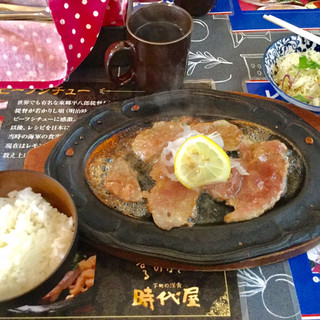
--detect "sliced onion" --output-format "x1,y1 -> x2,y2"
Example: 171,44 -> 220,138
308,81 -> 320,98
159,125 -> 250,181
161,165 -> 178,181
230,158 -> 249,175
282,74 -> 292,90
207,131 -> 224,149
159,125 -> 225,181
292,70 -> 300,85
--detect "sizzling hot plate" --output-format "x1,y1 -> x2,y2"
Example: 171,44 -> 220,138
45,89 -> 320,270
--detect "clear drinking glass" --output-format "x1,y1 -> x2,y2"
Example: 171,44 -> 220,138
174,0 -> 217,16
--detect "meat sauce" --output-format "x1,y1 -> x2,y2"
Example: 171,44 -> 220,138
85,118 -> 305,230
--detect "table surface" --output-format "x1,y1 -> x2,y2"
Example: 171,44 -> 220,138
1,7 -> 320,320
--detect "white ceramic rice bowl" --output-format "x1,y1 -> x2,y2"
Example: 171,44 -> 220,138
0,170 -> 78,310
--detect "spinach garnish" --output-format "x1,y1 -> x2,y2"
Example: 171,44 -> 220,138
295,55 -> 320,70
293,94 -> 312,103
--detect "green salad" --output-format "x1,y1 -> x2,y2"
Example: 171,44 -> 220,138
273,50 -> 320,106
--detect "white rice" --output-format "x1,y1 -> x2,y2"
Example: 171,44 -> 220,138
0,187 -> 74,300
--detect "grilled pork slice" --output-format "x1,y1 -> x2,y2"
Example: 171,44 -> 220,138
145,160 -> 200,231
131,119 -> 242,165
131,121 -> 184,163
191,120 -> 243,151
145,178 -> 199,231
105,157 -> 143,202
204,168 -> 244,202
224,140 -> 289,223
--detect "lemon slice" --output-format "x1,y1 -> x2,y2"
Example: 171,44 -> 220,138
174,135 -> 231,189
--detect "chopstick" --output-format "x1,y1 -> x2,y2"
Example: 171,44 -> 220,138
263,14 -> 320,46
0,4 -> 52,21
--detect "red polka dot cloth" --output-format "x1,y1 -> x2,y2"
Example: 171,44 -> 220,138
103,0 -> 128,26
0,0 -> 128,90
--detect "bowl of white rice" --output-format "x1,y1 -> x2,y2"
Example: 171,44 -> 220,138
263,34 -> 320,113
0,170 -> 78,309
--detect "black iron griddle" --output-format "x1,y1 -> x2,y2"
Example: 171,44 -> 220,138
45,89 -> 320,270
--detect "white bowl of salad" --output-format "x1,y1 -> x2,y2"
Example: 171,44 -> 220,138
263,34 -> 320,113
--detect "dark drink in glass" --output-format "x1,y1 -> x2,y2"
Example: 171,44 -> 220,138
174,0 -> 217,16
104,3 -> 193,93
